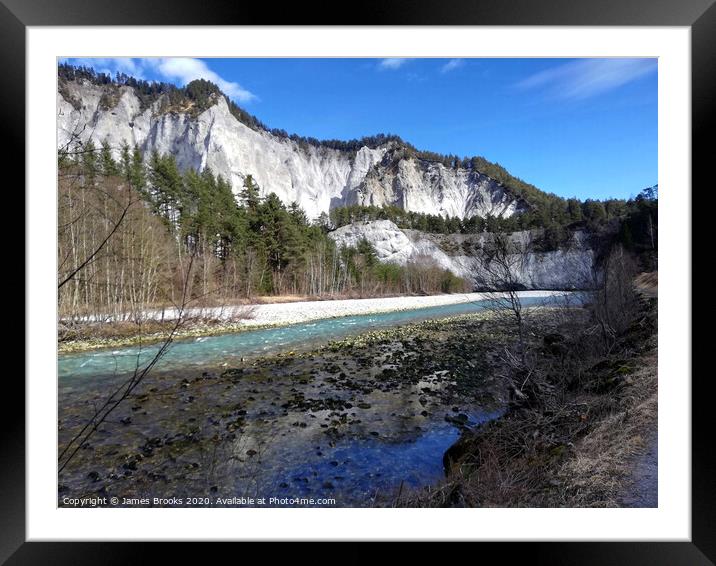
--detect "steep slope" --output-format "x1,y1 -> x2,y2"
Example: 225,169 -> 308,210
353,156 -> 521,218
329,220 -> 594,290
57,78 -> 525,220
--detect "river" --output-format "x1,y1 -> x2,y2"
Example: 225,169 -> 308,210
58,294 -> 575,507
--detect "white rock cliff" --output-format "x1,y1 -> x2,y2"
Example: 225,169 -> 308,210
329,220 -> 594,290
57,80 -> 525,220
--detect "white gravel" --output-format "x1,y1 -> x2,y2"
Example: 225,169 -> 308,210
128,290 -> 570,328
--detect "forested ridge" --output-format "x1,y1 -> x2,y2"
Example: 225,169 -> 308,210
58,143 -> 472,322
330,188 -> 658,260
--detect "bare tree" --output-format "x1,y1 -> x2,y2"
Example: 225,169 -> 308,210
57,135 -> 138,294
473,231 -> 530,364
58,251 -> 197,473
589,243 -> 640,353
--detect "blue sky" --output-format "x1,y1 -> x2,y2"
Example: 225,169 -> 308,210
63,57 -> 657,201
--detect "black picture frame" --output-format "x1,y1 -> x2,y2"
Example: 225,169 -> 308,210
7,0 -> 713,562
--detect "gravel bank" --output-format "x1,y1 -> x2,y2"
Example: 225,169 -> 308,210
136,291 -> 569,327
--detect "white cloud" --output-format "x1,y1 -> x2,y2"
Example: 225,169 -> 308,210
440,59 -> 464,73
378,58 -> 408,70
60,57 -> 257,103
516,58 -> 657,100
147,58 -> 257,103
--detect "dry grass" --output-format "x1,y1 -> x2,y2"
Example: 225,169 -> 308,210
253,294 -> 313,304
635,271 -> 658,298
559,343 -> 657,506
57,305 -> 258,352
59,319 -> 178,342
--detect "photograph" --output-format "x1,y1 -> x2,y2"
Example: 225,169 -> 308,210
5,0 -> 707,554
56,56 -> 659,509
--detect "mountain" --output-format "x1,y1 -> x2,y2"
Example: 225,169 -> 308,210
57,74 -> 527,220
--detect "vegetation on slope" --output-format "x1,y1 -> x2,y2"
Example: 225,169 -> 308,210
58,63 -> 658,325
328,188 -> 657,256
58,143 -> 470,327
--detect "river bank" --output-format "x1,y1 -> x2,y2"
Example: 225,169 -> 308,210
59,290 -> 571,353
398,286 -> 658,508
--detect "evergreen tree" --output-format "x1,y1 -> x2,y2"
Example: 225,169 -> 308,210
120,143 -> 132,180
567,198 -> 583,223
100,140 -> 119,177
240,175 -> 261,210
582,199 -> 607,224
127,145 -> 146,193
148,151 -> 184,228
288,201 -> 308,226
356,237 -> 378,268
316,212 -> 332,232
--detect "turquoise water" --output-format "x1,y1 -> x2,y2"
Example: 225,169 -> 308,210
59,295 -> 560,380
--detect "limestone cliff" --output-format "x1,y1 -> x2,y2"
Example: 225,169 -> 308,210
58,79 -> 525,220
329,220 -> 594,290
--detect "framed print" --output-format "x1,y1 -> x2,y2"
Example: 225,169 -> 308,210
7,0 -> 714,562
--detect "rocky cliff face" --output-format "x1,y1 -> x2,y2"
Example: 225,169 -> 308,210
329,220 -> 594,290
57,80 -> 525,220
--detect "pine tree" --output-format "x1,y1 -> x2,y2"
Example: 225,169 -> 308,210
121,143 -> 146,194
288,201 -> 308,226
148,152 -> 184,228
567,198 -> 583,223
100,140 -> 119,177
120,143 -> 132,179
240,175 -> 261,210
316,212 -> 332,232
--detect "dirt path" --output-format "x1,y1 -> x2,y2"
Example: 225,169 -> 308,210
618,272 -> 658,507
618,430 -> 658,507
